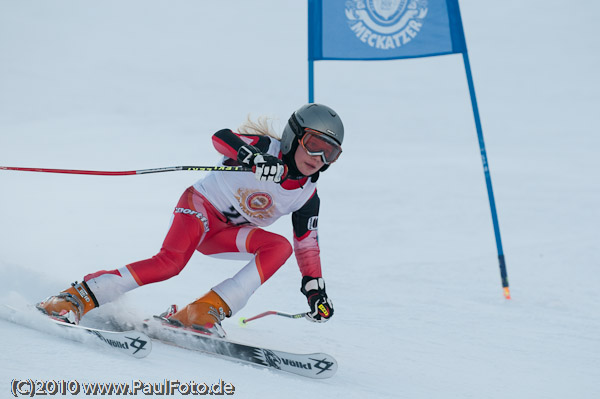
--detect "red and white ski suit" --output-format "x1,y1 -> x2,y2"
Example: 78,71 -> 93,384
84,130 -> 323,315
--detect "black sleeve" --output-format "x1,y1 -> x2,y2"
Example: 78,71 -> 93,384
212,129 -> 272,159
292,191 -> 320,238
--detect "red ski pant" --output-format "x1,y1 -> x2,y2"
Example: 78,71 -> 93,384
116,186 -> 292,288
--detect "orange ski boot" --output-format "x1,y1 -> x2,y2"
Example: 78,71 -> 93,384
168,290 -> 231,337
36,281 -> 98,324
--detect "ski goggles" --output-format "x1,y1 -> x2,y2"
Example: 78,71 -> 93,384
300,129 -> 343,165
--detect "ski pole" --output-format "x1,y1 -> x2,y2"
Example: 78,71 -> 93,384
239,311 -> 307,325
0,165 -> 251,176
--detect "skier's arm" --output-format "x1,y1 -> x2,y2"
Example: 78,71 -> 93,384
293,191 -> 334,322
212,129 -> 286,183
212,129 -> 271,159
292,190 -> 322,278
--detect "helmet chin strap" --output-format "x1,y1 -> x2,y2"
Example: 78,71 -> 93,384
310,171 -> 320,183
282,145 -> 303,179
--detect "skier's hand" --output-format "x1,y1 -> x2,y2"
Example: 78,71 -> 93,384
237,144 -> 261,168
237,145 -> 287,183
253,154 -> 287,183
301,276 -> 334,323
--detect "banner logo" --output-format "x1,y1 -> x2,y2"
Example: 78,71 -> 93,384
345,0 -> 429,50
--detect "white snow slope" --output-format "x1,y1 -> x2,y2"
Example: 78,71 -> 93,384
1,1 -> 598,398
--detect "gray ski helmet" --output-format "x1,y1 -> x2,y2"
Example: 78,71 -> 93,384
280,103 -> 344,156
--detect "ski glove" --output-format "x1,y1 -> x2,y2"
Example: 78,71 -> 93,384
237,144 -> 287,183
301,276 -> 334,323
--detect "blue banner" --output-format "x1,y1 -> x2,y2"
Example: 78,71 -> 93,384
309,0 -> 467,60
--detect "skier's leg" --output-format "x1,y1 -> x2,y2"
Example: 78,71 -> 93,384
37,187 -> 209,323
170,226 -> 293,331
208,227 -> 293,314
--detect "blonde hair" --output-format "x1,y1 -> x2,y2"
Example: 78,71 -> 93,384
237,115 -> 281,139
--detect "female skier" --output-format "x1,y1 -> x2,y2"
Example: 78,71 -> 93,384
37,103 -> 344,336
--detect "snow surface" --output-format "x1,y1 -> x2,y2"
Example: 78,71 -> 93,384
1,1 -> 599,398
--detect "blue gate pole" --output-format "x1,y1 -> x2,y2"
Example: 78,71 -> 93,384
462,50 -> 511,299
308,59 -> 314,103
307,0 -> 316,102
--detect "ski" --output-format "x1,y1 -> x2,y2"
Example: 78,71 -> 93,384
142,318 -> 337,379
2,305 -> 336,377
1,305 -> 151,359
